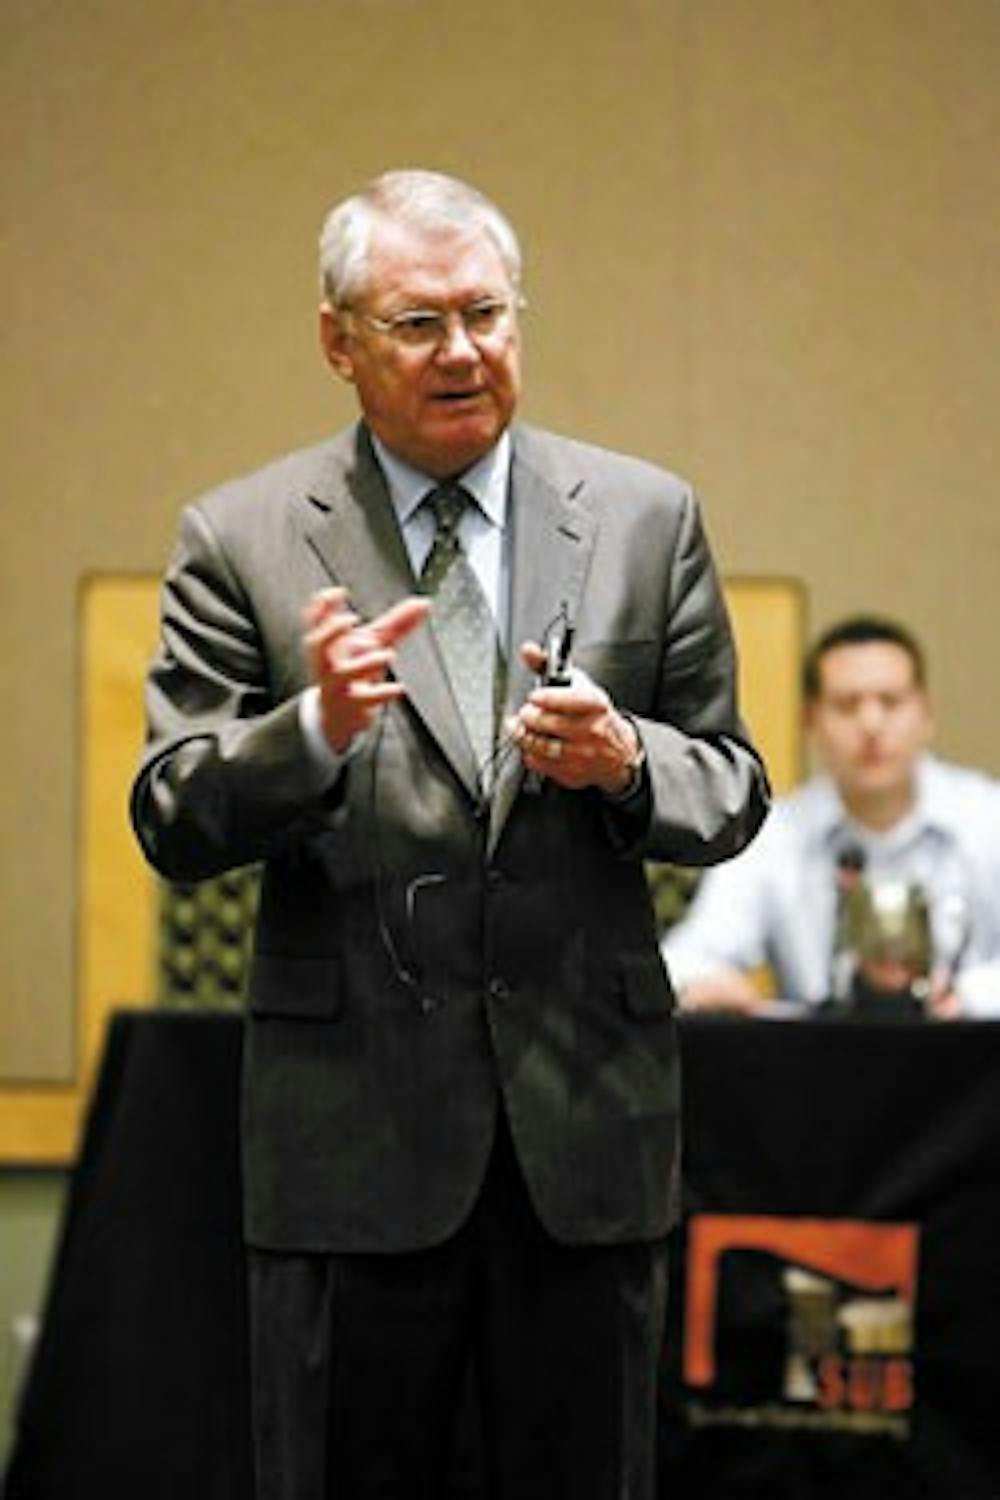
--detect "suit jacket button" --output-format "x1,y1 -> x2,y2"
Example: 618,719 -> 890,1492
489,976 -> 512,1003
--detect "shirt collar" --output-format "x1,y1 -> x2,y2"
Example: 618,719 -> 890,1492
815,754 -> 950,854
371,430 -> 511,531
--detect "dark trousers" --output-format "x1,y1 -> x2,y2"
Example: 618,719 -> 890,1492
248,1111 -> 668,1500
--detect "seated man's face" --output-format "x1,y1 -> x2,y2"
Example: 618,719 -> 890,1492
806,642 -> 932,805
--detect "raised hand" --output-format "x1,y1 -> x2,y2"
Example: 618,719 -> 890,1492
304,587 -> 431,752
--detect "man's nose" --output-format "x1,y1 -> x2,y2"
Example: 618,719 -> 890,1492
435,314 -> 480,362
856,699 -> 885,734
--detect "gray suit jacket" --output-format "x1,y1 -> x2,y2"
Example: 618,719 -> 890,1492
132,422 -> 768,1252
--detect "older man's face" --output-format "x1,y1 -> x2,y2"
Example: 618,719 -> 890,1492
321,217 -> 521,479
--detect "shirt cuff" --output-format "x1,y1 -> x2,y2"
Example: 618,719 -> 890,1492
298,687 -> 354,793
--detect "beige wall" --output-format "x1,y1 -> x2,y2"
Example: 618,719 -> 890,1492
2,0 -> 997,1083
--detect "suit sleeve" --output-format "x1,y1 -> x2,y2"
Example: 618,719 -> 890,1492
130,502 -> 343,883
626,487 -> 770,866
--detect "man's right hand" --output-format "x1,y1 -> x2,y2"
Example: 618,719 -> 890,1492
304,588 -> 430,753
679,968 -> 772,1016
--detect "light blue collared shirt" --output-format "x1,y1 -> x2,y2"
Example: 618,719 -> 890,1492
371,431 -> 511,634
662,755 -> 1000,1017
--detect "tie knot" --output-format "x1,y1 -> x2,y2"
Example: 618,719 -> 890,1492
427,484 -> 469,538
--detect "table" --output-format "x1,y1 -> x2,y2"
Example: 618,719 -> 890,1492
6,1012 -> 1000,1498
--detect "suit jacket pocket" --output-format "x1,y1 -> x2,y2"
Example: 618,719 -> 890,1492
618,950 -> 676,1020
248,952 -> 343,1020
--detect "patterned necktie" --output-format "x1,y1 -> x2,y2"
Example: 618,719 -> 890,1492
420,484 -> 503,781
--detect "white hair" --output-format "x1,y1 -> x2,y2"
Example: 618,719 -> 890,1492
318,169 -> 522,306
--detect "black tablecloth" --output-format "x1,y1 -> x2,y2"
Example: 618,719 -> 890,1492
7,1012 -> 1000,1499
5,1014 -> 251,1499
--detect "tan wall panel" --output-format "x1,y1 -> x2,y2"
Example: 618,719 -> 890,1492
727,580 -> 806,795
0,579 -> 158,1161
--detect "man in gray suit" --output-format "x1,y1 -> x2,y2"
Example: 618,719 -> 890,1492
132,169 -> 768,1500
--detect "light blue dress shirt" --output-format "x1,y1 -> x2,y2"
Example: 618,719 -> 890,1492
662,755 -> 1000,1018
371,431 -> 510,630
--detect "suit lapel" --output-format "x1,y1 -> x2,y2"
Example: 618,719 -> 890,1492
488,432 -> 597,853
303,428 -> 481,797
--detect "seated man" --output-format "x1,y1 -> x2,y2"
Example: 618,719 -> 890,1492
663,615 -> 1000,1018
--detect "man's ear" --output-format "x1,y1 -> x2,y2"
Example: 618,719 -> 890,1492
918,691 -> 935,748
319,303 -> 355,382
801,697 -> 822,772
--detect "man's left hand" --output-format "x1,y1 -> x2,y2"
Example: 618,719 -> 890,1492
507,642 -> 643,795
925,971 -> 962,1020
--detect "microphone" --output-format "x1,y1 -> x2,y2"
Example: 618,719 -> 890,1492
836,841 -> 867,882
542,602 -> 575,687
829,841 -> 867,1003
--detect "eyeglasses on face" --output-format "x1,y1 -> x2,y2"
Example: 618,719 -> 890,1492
348,295 -> 524,351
